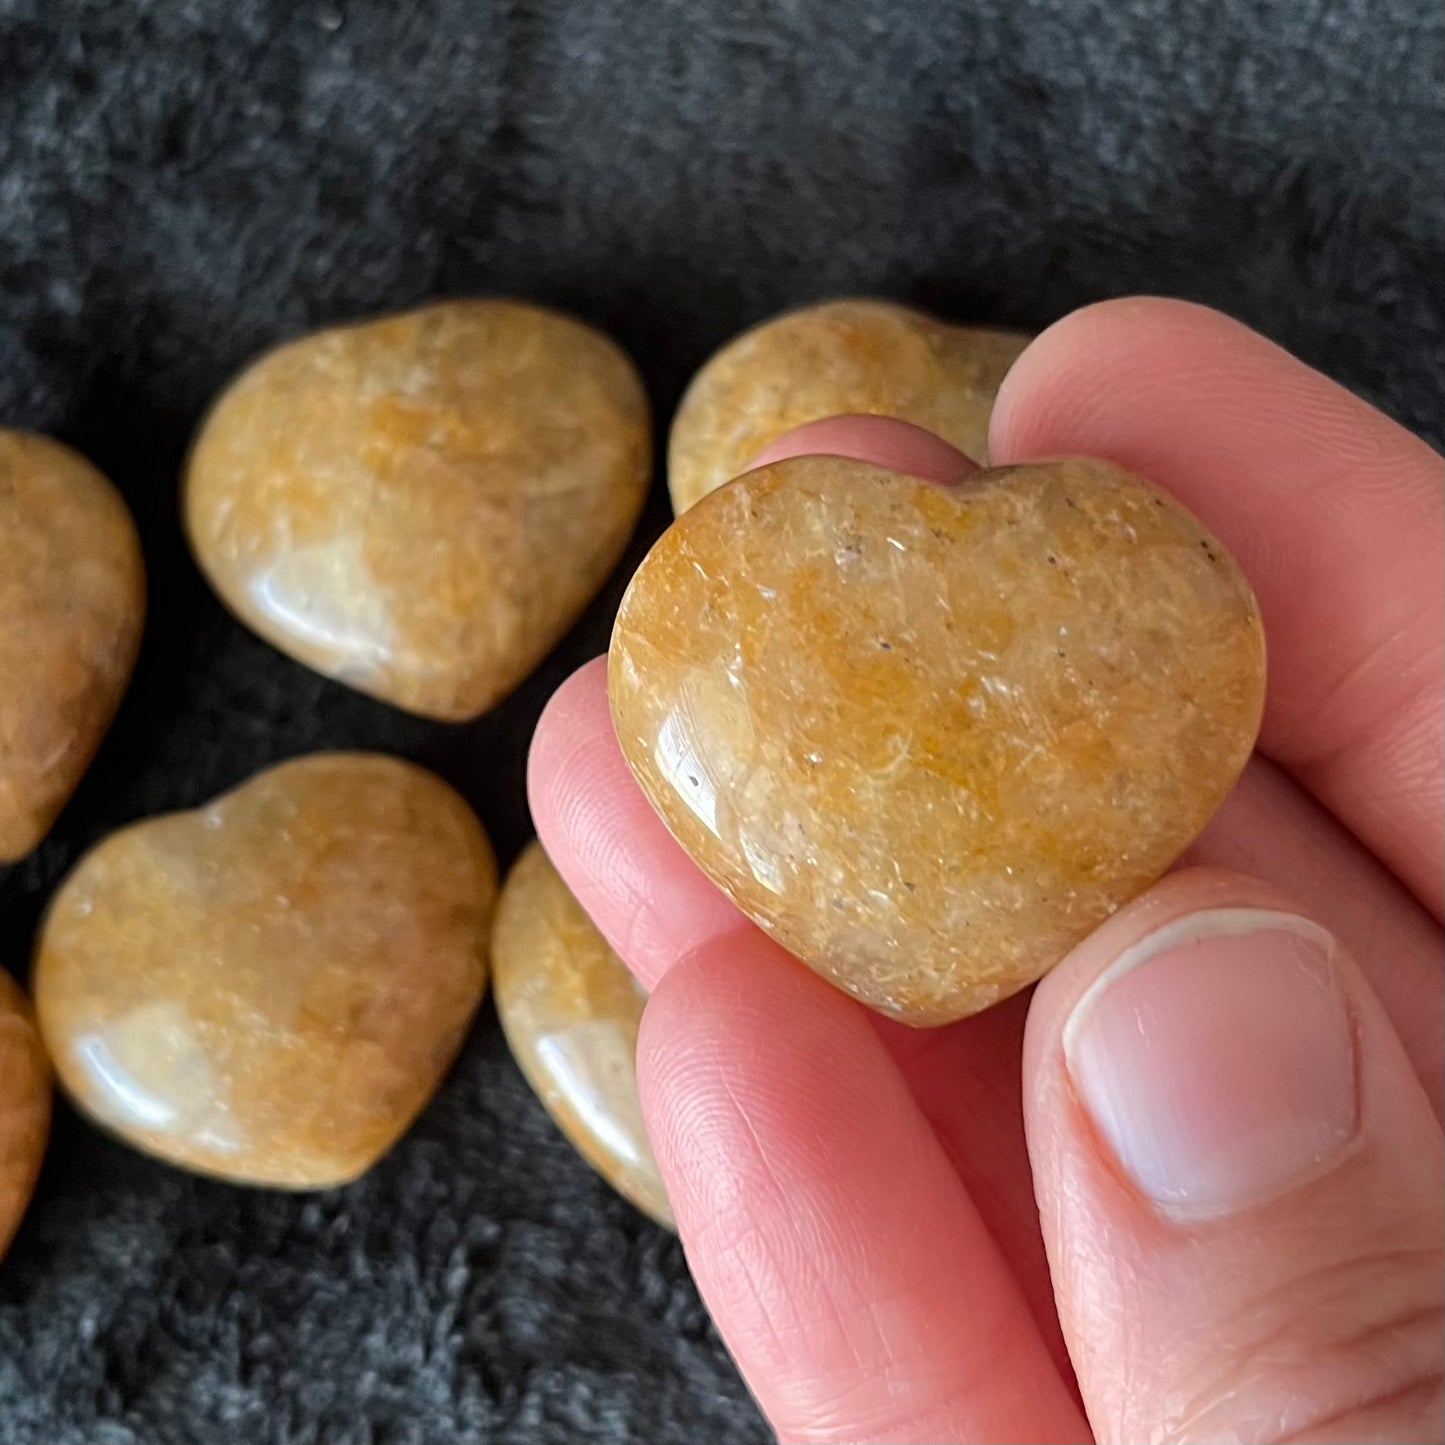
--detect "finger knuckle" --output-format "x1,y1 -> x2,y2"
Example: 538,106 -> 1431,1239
1168,1242 -> 1444,1444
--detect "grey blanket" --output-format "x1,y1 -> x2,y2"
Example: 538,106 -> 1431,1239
0,0 -> 1440,1440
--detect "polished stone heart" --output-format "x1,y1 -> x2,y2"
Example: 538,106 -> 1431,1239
0,970 -> 49,1261
0,430 -> 145,862
491,841 -> 670,1227
611,456 -> 1265,1025
186,300 -> 651,720
33,754 -> 496,1186
667,297 -> 1028,514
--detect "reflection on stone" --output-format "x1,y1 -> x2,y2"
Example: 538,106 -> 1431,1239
612,455 -> 1265,1025
492,842 -> 671,1227
34,753 -> 496,1187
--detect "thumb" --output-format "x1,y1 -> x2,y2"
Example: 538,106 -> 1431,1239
1024,867 -> 1444,1444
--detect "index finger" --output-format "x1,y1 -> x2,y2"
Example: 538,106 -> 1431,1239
991,298 -> 1444,917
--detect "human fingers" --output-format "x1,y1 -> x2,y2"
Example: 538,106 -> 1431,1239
743,413 -> 981,482
1024,867 -> 1444,1444
527,655 -> 750,992
529,665 -> 1440,1109
639,929 -> 1089,1444
530,656 -> 1062,1348
991,297 -> 1445,916
1185,753 -> 1443,1116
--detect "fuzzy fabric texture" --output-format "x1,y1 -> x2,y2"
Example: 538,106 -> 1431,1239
0,0 -> 1440,1441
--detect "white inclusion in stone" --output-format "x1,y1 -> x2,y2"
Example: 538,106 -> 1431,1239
248,537 -> 395,677
76,1000 -> 242,1151
535,1022 -> 649,1171
739,826 -> 785,895
655,707 -> 721,834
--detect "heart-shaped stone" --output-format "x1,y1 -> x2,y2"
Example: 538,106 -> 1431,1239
0,430 -> 145,862
667,297 -> 1028,514
491,841 -> 670,1227
0,970 -> 49,1260
611,456 -> 1265,1025
185,300 -> 651,720
33,753 -> 496,1186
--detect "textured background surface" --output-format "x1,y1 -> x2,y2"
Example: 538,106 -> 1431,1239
0,1 -> 1441,1440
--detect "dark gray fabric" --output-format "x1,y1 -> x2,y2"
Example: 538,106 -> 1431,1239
0,1 -> 1440,1440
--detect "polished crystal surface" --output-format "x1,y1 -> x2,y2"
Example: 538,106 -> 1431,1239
667,297 -> 1028,513
492,842 -> 671,1227
0,430 -> 145,862
34,753 -> 496,1186
612,455 -> 1266,1025
186,300 -> 651,720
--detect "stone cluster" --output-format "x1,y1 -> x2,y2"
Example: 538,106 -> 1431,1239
2,295 -> 1266,1243
4,300 -> 655,1217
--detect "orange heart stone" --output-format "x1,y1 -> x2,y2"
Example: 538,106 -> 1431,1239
0,970 -> 49,1260
185,300 -> 651,720
667,297 -> 1028,514
33,754 -> 496,1186
0,431 -> 145,862
491,842 -> 670,1227
611,456 -> 1265,1025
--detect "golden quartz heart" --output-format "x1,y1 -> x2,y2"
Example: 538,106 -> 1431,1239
33,753 -> 496,1186
0,431 -> 145,862
186,300 -> 651,720
667,297 -> 1028,514
0,971 -> 49,1260
611,455 -> 1265,1025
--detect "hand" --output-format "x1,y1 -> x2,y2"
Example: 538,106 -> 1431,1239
528,298 -> 1445,1444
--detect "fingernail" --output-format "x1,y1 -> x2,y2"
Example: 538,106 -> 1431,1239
1063,909 -> 1358,1217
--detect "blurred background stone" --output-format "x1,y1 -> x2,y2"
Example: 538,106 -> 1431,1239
668,299 -> 1027,512
0,431 -> 144,863
492,842 -> 670,1228
34,754 -> 495,1188
186,302 -> 650,719
0,972 -> 48,1266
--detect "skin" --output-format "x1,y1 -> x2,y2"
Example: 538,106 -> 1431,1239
529,298 -> 1444,1443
